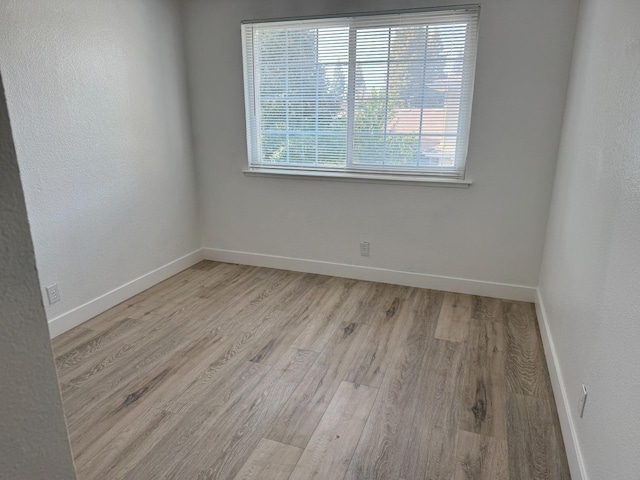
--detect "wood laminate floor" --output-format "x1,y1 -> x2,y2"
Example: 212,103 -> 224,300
53,261 -> 570,480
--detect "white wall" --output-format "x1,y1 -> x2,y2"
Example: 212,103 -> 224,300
0,0 -> 200,330
0,76 -> 76,479
182,0 -> 579,291
538,1 -> 640,479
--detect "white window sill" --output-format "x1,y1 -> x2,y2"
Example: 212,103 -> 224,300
242,168 -> 472,188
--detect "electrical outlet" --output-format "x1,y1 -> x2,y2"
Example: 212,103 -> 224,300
360,241 -> 370,257
578,384 -> 588,418
46,283 -> 61,305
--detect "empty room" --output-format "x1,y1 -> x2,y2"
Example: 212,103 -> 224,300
1,0 -> 639,479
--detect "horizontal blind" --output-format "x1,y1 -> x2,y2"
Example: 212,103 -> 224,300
242,7 -> 479,178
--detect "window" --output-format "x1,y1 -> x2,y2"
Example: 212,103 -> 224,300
242,7 -> 479,180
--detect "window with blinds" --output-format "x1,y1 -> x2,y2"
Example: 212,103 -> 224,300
242,7 -> 479,179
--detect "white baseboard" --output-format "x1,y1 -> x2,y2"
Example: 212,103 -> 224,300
202,248 -> 536,302
535,289 -> 587,480
47,249 -> 204,338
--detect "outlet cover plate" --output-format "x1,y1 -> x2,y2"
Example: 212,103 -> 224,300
46,284 -> 61,305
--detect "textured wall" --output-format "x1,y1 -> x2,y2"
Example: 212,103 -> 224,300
182,0 -> 579,287
539,0 -> 640,478
0,0 -> 200,324
0,76 -> 76,478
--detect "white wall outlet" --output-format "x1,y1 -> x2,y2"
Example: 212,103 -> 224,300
578,384 -> 588,418
46,283 -> 61,305
360,241 -> 370,257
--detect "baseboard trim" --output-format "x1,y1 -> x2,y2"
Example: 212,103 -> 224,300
47,249 -> 204,338
535,289 -> 588,480
202,248 -> 536,302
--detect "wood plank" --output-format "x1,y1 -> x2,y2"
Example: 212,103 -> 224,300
68,330 -> 226,459
147,274 -> 323,414
503,302 -> 548,397
59,307 -> 217,401
86,263 -> 267,333
506,392 -> 570,480
156,348 -> 319,480
81,266 -> 219,331
60,308 -> 225,427
74,407 -> 183,480
161,359 -> 270,416
344,285 -> 414,387
455,430 -> 509,480
201,269 -> 316,341
114,357 -> 273,480
190,260 -> 222,271
232,438 -> 303,480
55,317 -> 140,376
64,269 -> 304,430
52,326 -> 96,357
195,264 -> 266,300
265,298 -> 373,448
248,276 -> 353,366
289,381 -> 377,480
435,292 -> 474,342
401,339 -> 466,480
289,277 -> 359,352
150,272 -> 317,402
459,316 -> 507,440
62,268 -> 310,420
471,296 -> 502,322
344,289 -> 445,480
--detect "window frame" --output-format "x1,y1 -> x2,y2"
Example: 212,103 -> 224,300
241,6 -> 480,186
